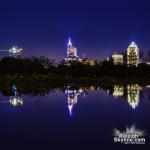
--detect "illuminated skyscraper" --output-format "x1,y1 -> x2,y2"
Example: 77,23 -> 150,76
66,38 -> 78,61
127,42 -> 139,66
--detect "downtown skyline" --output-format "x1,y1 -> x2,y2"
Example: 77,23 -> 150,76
0,0 -> 150,60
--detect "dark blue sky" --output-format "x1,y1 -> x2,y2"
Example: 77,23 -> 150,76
0,0 -> 150,60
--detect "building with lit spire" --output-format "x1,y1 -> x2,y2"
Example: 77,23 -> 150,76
127,42 -> 140,66
65,38 -> 79,61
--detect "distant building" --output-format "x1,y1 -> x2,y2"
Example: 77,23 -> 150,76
65,38 -> 80,61
127,42 -> 140,66
82,59 -> 96,66
112,53 -> 123,65
89,60 -> 95,66
9,46 -> 23,57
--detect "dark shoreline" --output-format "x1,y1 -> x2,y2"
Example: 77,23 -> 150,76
0,74 -> 149,87
0,74 -> 148,97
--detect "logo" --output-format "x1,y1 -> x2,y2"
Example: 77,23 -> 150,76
113,125 -> 146,144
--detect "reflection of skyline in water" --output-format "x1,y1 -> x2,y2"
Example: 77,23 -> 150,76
111,84 -> 142,109
65,87 -> 88,116
0,84 -> 149,147
112,84 -> 142,109
0,84 -> 147,113
9,96 -> 23,106
0,85 -> 24,106
64,84 -> 142,116
113,85 -> 124,98
127,84 -> 141,109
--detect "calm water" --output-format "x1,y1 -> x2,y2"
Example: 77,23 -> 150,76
0,84 -> 150,148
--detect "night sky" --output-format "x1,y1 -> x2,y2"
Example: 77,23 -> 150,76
0,0 -> 150,60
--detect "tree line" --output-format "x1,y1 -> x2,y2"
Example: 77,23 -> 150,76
0,56 -> 150,79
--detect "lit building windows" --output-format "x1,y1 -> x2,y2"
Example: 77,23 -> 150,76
113,85 -> 124,98
65,38 -> 80,61
127,42 -> 140,66
9,46 -> 23,57
112,53 -> 123,65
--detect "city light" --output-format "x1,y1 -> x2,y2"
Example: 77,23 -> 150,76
9,97 -> 23,106
9,46 -> 23,57
127,84 -> 141,109
112,53 -> 123,65
127,42 -> 140,67
113,85 -> 124,97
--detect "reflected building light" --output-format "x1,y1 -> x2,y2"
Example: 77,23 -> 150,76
79,89 -> 83,93
83,89 -> 88,98
127,84 -> 140,109
67,92 -> 78,116
9,85 -> 23,106
9,96 -> 23,106
0,96 -> 23,106
0,85 -> 23,106
90,86 -> 95,91
68,104 -> 73,116
65,89 -> 78,95
107,89 -> 110,94
65,88 -> 84,116
113,85 -> 124,98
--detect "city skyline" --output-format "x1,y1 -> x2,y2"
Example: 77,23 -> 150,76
0,0 -> 150,147
0,0 -> 150,60
0,38 -> 148,60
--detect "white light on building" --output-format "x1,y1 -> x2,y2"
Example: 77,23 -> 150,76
66,38 -> 79,61
127,42 -> 140,66
112,53 -> 123,65
9,46 -> 23,57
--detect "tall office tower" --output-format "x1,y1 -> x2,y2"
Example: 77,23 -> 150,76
127,42 -> 139,66
66,38 -> 78,61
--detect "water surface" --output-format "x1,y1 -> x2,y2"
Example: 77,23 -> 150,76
0,84 -> 150,148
